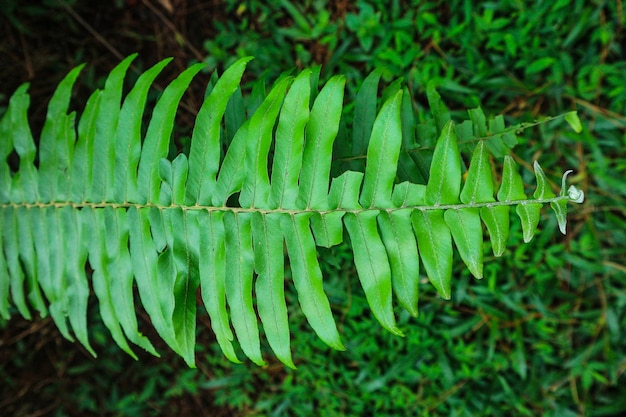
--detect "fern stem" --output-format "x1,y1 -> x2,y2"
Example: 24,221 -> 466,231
2,195 -> 574,215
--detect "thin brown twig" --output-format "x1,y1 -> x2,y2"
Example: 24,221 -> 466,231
566,96 -> 626,125
140,0 -> 205,61
59,0 -> 202,116
59,2 -> 126,62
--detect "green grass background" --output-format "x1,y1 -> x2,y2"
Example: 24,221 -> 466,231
0,0 -> 624,416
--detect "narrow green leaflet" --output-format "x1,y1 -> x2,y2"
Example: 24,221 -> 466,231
45,207 -> 73,341
224,212 -> 265,366
496,156 -> 544,242
4,207 -> 31,319
224,87 -> 245,145
252,212 -> 294,368
480,206 -> 510,257
282,213 -> 345,351
269,69 -> 311,210
533,161 -> 556,200
329,171 -> 365,210
61,205 -> 95,356
344,211 -> 402,335
497,156 -> 526,202
444,208 -> 483,279
136,63 -> 204,204
551,199 -> 569,234
38,64 -> 85,203
113,58 -> 171,203
310,212 -> 344,248
426,81 -> 451,133
240,77 -> 293,209
212,121 -> 250,206
378,209 -> 420,316
0,95 -> 12,201
564,111 -> 582,133
186,57 -> 252,206
88,208 -> 140,359
360,91 -> 403,209
551,170 -> 577,234
468,107 -> 487,138
0,211 -> 9,319
460,141 -> 494,205
378,182 -> 424,317
128,207 -> 179,354
446,139 -> 492,275
426,121 -> 461,206
197,211 -> 240,363
89,55 -> 134,203
8,85 -> 39,203
107,208 -> 157,356
413,210 -> 452,299
17,207 -> 46,316
167,208 -> 200,367
296,75 -> 346,209
70,89 -> 101,203
516,203 -> 543,243
352,69 -> 382,169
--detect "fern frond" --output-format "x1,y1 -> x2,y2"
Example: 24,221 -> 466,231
0,57 -> 584,367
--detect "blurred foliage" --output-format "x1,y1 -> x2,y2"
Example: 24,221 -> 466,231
202,0 -> 625,116
1,0 -> 625,416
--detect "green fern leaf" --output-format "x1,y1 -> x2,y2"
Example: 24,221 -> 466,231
0,56 -> 585,366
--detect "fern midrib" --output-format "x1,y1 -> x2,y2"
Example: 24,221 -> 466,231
1,195 -> 572,215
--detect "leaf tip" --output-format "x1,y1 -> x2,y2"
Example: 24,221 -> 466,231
564,111 -> 583,133
390,326 -> 405,337
437,286 -> 452,300
332,339 -> 347,351
567,185 -> 584,204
